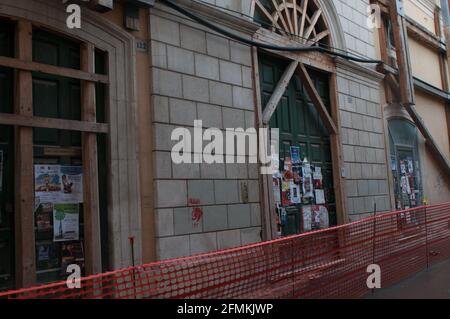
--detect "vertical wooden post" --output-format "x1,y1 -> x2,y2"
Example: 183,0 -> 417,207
14,20 -> 36,288
81,43 -> 102,275
329,73 -> 347,225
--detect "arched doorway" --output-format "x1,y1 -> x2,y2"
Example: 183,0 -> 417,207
388,118 -> 423,210
251,0 -> 345,237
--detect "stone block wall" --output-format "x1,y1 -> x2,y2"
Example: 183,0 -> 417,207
149,4 -> 262,260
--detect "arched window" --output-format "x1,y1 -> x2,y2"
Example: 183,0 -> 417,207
388,119 -> 423,210
252,0 -> 330,46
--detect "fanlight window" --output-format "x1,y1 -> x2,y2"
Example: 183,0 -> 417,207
251,0 -> 330,45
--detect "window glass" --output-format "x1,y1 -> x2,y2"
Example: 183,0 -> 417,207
388,119 -> 422,210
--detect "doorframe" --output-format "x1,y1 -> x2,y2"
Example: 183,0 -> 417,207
252,47 -> 348,240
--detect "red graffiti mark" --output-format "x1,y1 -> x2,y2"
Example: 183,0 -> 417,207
188,198 -> 201,206
192,207 -> 203,225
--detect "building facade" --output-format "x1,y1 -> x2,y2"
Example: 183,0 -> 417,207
0,0 -> 448,291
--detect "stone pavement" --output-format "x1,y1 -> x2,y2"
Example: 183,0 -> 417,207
366,259 -> 450,299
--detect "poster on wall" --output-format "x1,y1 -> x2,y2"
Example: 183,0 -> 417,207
35,165 -> 62,203
290,146 -> 301,165
60,166 -> 83,203
303,205 -> 330,232
35,165 -> 83,203
0,150 -> 3,192
290,183 -> 301,204
36,203 -> 53,233
53,203 -> 80,242
315,189 -> 326,204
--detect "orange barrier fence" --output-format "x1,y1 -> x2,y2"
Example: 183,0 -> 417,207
1,203 -> 449,299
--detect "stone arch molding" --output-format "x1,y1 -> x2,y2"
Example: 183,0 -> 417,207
251,0 -> 346,51
0,0 -> 142,268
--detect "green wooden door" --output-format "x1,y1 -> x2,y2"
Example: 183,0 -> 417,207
0,20 -> 15,291
259,54 -> 337,232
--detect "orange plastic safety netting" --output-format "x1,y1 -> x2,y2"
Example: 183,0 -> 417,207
1,203 -> 449,299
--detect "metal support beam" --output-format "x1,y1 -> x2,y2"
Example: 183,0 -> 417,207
262,61 -> 298,125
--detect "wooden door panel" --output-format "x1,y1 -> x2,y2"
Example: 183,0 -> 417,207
259,54 -> 337,230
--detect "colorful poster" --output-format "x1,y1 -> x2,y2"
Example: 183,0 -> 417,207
315,189 -> 326,205
311,205 -> 329,230
400,161 -> 406,174
401,176 -> 411,195
61,242 -> 85,275
290,146 -> 301,165
53,204 -> 79,242
0,150 -> 3,192
36,203 -> 53,233
35,165 -> 62,203
303,205 -> 329,232
290,183 -> 301,204
281,181 -> 291,206
36,242 -> 59,271
60,166 -> 83,203
407,159 -> 414,173
35,165 -> 83,204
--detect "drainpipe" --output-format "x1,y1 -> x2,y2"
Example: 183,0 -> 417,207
441,0 -> 450,29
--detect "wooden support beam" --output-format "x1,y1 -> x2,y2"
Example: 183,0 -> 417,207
296,63 -> 337,135
262,61 -> 298,124
14,20 -> 36,289
0,56 -> 109,84
389,0 -> 450,177
405,104 -> 450,177
0,113 -> 109,134
329,73 -> 347,225
389,0 -> 415,106
81,43 -> 102,275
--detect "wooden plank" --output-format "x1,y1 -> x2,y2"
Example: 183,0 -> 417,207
303,8 -> 322,40
262,61 -> 298,124
14,20 -> 36,289
299,0 -> 308,39
296,63 -> 337,135
252,47 -> 277,241
81,43 -> 102,275
405,104 -> 450,177
329,73 -> 347,225
0,56 -> 109,84
389,0 -> 415,105
254,28 -> 335,72
0,113 -> 109,133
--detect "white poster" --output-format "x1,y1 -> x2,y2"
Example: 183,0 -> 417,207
303,206 -> 312,232
315,189 -> 326,204
35,165 -> 62,203
35,165 -> 83,204
53,203 -> 79,242
60,166 -> 83,203
313,167 -> 322,181
302,165 -> 314,198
